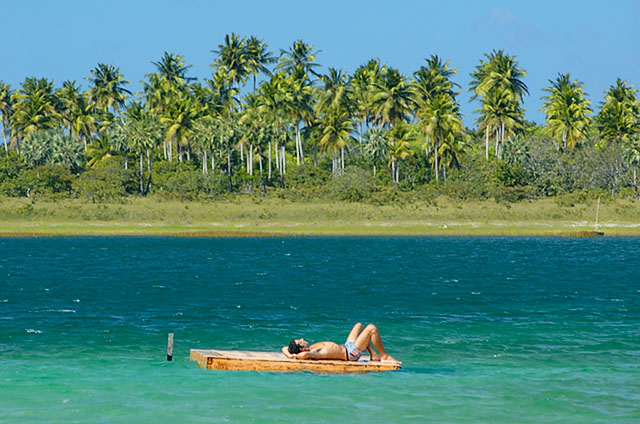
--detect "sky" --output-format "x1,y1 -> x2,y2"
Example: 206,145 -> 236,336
3,0 -> 639,125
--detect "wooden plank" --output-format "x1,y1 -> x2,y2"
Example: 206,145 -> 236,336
189,349 -> 401,373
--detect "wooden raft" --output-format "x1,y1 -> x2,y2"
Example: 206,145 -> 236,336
190,349 -> 401,373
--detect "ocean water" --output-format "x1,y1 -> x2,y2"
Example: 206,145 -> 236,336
0,236 -> 638,423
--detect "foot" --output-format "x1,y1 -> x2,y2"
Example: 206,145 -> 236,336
380,354 -> 401,365
369,353 -> 382,362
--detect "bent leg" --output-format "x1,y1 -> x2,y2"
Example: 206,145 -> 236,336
354,324 -> 399,363
346,322 -> 363,343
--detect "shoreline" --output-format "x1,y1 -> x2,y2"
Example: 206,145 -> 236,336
0,223 -> 638,237
1,197 -> 639,237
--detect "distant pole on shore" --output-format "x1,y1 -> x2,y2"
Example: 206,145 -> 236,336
594,197 -> 600,231
167,333 -> 174,361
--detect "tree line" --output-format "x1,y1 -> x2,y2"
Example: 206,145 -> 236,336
0,34 -> 639,200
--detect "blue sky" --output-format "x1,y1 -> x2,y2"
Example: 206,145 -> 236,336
3,0 -> 639,125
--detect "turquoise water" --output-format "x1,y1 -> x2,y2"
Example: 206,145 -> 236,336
1,237 -> 639,423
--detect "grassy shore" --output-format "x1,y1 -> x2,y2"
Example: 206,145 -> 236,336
0,196 -> 639,237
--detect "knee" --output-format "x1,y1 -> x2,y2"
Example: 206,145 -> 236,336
354,322 -> 363,329
365,324 -> 378,332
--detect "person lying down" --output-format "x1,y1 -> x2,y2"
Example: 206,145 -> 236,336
281,323 -> 400,364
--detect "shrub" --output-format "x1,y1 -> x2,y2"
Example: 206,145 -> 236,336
325,166 -> 376,202
492,186 -> 537,203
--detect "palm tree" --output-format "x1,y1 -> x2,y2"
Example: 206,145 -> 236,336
0,81 -> 14,153
315,68 -> 351,115
86,132 -> 113,168
127,107 -> 162,195
160,89 -> 199,162
595,79 -> 640,142
255,74 -> 290,179
57,80 -> 95,149
469,50 -> 528,159
318,109 -> 353,177
10,77 -> 60,148
470,50 -> 528,102
191,115 -> 218,175
274,41 -> 320,165
363,126 -> 389,177
281,68 -> 314,165
541,73 -> 592,149
351,59 -> 385,142
275,40 -> 321,76
412,55 -> 459,106
21,130 -> 52,179
152,52 -> 195,90
474,89 -> 524,158
372,67 -> 412,127
110,116 -> 130,169
212,33 -> 249,94
50,131 -> 84,171
86,63 -> 131,119
438,132 -> 468,181
419,93 -> 464,182
245,36 -> 275,92
387,123 -> 415,183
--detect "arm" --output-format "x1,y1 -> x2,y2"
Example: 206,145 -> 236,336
281,346 -> 295,359
292,350 -> 324,360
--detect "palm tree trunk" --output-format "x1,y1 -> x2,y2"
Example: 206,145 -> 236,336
296,123 -> 304,165
500,122 -> 505,159
168,138 -> 173,162
373,164 -> 377,178
211,150 -> 215,172
163,142 -> 167,160
313,145 -> 318,167
139,152 -> 144,195
279,145 -> 285,188
443,161 -> 447,182
392,160 -> 396,183
227,143 -> 233,192
358,122 -> 363,144
144,150 -> 154,195
203,151 -> 208,174
434,139 -> 439,183
485,126 -> 489,160
281,145 -> 286,174
495,129 -> 499,157
124,153 -> 128,170
341,147 -> 344,171
258,146 -> 265,194
295,124 -> 300,165
268,142 -> 272,180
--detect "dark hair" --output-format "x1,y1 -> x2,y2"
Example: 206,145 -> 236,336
288,340 -> 302,354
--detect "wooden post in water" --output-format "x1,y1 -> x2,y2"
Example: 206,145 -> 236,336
167,333 -> 174,361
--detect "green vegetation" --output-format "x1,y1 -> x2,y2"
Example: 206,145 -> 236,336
0,35 -> 639,237
1,196 -> 639,236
